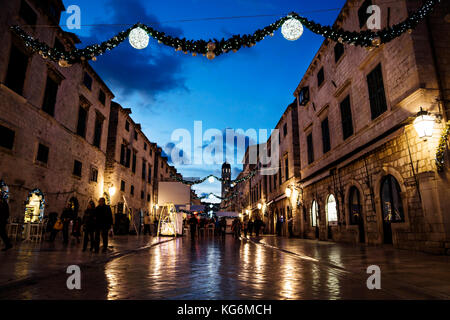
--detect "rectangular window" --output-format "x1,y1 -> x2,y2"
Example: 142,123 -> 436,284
76,106 -> 88,138
321,118 -> 331,154
340,95 -> 354,140
149,148 -> 152,156
144,143 -> 147,151
42,76 -> 59,116
98,90 -> 106,105
358,0 -> 373,28
147,194 -> 150,202
83,72 -> 92,90
90,167 -> 98,182
125,121 -> 130,131
134,130 -> 138,141
307,133 -> 314,164
93,114 -> 103,148
5,45 -> 28,95
285,157 -> 289,181
73,160 -> 82,177
367,64 -> 388,120
36,143 -> 49,164
317,67 -> 325,87
120,180 -> 125,191
19,0 -> 37,26
334,42 -> 344,62
142,159 -> 146,180
130,185 -> 134,196
0,125 -> 15,150
298,86 -> 310,106
132,152 -> 137,173
141,190 -> 144,200
283,123 -> 288,137
147,164 -> 152,184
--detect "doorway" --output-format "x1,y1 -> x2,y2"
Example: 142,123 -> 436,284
380,175 -> 405,244
349,186 -> 365,243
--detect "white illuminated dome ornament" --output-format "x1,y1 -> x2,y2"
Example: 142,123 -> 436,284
281,18 -> 304,41
129,27 -> 149,49
208,176 -> 215,183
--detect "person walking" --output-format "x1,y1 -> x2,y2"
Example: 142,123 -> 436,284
231,218 -> 241,239
82,201 -> 96,252
94,197 -> 113,253
219,217 -> 227,237
188,214 -> 198,240
46,212 -> 58,241
61,203 -> 74,245
287,216 -> 294,238
254,217 -> 262,237
247,219 -> 254,236
243,218 -> 249,237
0,197 -> 12,251
143,213 -> 151,235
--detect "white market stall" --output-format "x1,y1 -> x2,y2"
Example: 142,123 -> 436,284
157,182 -> 191,236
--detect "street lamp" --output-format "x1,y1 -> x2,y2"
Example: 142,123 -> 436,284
108,186 -> 116,196
245,209 -> 249,215
413,108 -> 435,139
285,187 -> 292,198
257,203 -> 262,210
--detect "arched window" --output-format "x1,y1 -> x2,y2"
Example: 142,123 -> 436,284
380,175 -> 405,223
311,200 -> 318,227
326,194 -> 338,225
349,187 -> 361,225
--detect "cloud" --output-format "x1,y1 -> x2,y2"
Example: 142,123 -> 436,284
76,0 -> 188,108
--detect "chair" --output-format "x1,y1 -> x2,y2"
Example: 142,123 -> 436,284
7,223 -> 20,241
28,223 -> 44,242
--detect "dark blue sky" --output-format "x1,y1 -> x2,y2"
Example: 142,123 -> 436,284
60,0 -> 346,197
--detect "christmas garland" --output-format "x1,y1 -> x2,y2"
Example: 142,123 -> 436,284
193,191 -> 241,201
171,168 -> 257,186
436,123 -> 450,173
10,0 -> 439,66
0,180 -> 9,200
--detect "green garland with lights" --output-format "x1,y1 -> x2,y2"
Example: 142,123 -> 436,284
171,169 -> 257,186
193,191 -> 241,201
10,0 -> 439,66
436,123 -> 450,173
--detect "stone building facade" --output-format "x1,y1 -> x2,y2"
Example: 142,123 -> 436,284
0,0 -> 181,229
293,0 -> 450,254
0,0 -> 114,221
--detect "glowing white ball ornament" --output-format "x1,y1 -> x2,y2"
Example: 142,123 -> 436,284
208,176 -> 215,183
129,27 -> 149,49
281,18 -> 304,41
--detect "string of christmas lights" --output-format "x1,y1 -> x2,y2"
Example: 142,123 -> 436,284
171,169 -> 257,186
436,123 -> 450,173
10,0 -> 439,66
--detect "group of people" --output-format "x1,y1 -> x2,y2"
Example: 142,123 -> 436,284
46,197 -> 113,253
187,215 -> 228,240
242,217 -> 265,237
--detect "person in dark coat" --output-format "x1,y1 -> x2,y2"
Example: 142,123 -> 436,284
0,197 -> 12,251
188,215 -> 198,240
61,203 -> 74,245
94,197 -> 113,253
82,201 -> 96,252
46,212 -> 58,241
219,218 -> 227,237
247,219 -> 254,236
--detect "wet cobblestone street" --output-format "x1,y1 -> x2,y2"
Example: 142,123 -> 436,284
0,235 -> 449,300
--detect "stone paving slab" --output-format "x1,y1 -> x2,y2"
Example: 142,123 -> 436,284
0,235 -> 174,290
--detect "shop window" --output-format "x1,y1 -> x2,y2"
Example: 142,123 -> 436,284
326,194 -> 338,225
380,175 -> 405,222
349,187 -> 362,225
36,143 -> 49,164
0,125 -> 15,150
311,200 -> 319,227
334,42 -> 344,62
24,189 -> 45,223
73,160 -> 82,177
120,180 -> 125,191
5,44 -> 29,95
321,117 -> 331,154
317,67 -> 325,87
340,95 -> 354,140
42,76 -> 59,116
307,133 -> 314,164
76,106 -> 88,138
19,0 -> 37,26
83,72 -> 92,90
367,64 -> 388,120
